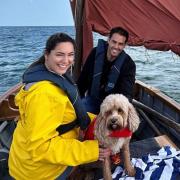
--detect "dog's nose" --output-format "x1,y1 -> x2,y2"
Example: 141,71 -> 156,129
111,118 -> 117,124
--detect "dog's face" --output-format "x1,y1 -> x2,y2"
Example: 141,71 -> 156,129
96,94 -> 139,135
100,94 -> 129,131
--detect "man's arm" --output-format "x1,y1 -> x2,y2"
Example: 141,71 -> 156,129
77,48 -> 96,97
116,57 -> 136,102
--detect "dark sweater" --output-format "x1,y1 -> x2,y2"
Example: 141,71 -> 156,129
77,47 -> 136,102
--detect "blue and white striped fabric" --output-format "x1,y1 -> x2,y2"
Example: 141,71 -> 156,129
110,146 -> 180,180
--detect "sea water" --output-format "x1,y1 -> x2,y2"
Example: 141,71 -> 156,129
0,26 -> 180,103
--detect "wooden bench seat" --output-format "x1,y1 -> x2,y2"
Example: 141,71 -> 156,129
155,135 -> 178,149
130,135 -> 178,158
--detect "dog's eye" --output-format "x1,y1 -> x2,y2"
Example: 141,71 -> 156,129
118,108 -> 123,113
106,110 -> 112,116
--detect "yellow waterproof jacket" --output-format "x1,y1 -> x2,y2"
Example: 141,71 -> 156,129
8,81 -> 98,180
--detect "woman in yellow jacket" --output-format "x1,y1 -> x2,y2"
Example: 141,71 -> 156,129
8,33 -> 111,180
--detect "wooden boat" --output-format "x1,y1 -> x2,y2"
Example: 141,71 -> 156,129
1,0 -> 180,179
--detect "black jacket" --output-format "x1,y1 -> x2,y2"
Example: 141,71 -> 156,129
77,47 -> 136,102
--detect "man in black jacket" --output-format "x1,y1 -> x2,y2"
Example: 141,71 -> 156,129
77,26 -> 136,114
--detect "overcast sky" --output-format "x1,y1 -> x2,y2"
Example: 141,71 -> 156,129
0,0 -> 74,26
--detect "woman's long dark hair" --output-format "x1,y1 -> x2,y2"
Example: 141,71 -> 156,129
27,33 -> 75,69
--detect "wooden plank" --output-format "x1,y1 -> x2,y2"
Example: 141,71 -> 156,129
155,135 -> 178,149
0,99 -> 19,121
0,83 -> 21,121
0,83 -> 22,103
134,80 -> 180,112
133,99 -> 180,133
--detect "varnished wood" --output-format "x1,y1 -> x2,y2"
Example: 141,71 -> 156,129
73,0 -> 85,80
0,99 -> 19,121
155,135 -> 178,149
0,83 -> 21,121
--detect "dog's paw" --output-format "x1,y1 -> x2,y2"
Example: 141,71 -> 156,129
126,167 -> 136,177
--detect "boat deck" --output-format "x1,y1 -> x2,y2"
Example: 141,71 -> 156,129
130,135 -> 178,158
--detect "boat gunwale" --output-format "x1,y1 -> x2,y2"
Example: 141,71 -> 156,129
134,80 -> 180,112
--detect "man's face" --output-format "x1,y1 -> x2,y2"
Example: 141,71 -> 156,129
107,33 -> 126,61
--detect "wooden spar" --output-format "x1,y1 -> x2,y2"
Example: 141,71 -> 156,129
133,99 -> 180,134
137,108 -> 162,136
69,0 -> 75,21
72,0 -> 85,80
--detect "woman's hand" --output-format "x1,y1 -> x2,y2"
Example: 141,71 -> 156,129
78,130 -> 86,141
98,147 -> 111,161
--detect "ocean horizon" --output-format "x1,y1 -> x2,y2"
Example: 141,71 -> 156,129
0,26 -> 180,103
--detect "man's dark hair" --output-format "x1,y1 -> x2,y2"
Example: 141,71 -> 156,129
109,26 -> 129,43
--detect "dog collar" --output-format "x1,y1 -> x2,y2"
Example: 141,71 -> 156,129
84,117 -> 132,140
109,128 -> 132,138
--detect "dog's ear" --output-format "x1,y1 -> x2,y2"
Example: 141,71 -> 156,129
127,103 -> 140,132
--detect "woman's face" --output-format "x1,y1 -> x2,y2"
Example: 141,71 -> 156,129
45,42 -> 74,75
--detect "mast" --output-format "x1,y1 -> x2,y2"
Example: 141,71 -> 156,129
70,0 -> 85,81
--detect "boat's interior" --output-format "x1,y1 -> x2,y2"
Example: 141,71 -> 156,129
0,88 -> 179,159
129,134 -> 178,159
0,81 -> 180,179
0,80 -> 180,151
